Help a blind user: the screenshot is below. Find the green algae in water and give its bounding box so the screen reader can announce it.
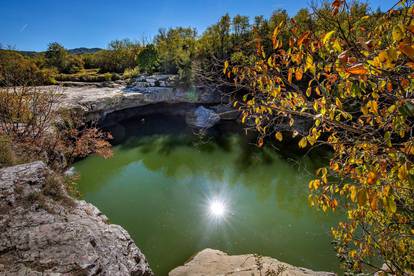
[74,119,340,275]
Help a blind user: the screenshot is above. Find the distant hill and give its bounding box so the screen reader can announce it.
[14,47,103,56]
[68,47,103,54]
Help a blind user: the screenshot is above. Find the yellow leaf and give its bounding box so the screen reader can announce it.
[298,137,308,148]
[392,26,404,42]
[335,98,342,109]
[305,55,313,69]
[387,196,397,213]
[333,40,342,52]
[350,186,357,202]
[275,132,283,142]
[371,101,378,114]
[223,60,229,74]
[322,30,335,44]
[398,164,408,180]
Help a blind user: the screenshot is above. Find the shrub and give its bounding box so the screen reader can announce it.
[137,44,159,73]
[0,135,15,167]
[0,50,49,86]
[123,67,139,79]
[111,73,122,81]
[0,81,112,170]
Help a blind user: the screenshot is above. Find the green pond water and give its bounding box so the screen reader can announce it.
[74,114,341,275]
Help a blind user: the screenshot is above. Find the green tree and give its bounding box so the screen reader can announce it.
[45,42,67,71]
[93,39,141,73]
[137,44,159,73]
[155,27,197,83]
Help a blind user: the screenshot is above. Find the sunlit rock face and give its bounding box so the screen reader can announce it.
[169,249,336,276]
[0,161,153,275]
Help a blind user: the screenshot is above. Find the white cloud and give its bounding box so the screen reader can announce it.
[20,24,28,33]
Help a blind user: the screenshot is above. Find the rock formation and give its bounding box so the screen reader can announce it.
[0,161,153,275]
[49,75,222,122]
[185,106,221,128]
[169,249,336,276]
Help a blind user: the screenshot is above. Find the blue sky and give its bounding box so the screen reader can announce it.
[0,0,397,51]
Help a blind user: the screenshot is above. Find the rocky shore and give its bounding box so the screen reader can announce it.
[0,162,153,275]
[170,249,336,276]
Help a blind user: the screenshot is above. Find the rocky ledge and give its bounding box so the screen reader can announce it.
[170,249,335,276]
[49,74,224,122]
[0,162,153,275]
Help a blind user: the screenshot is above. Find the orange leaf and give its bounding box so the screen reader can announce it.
[367,171,377,185]
[346,63,368,75]
[258,137,264,148]
[295,67,303,81]
[297,31,310,47]
[399,43,414,61]
[288,68,293,84]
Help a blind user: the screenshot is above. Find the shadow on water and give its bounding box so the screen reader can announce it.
[75,112,341,275]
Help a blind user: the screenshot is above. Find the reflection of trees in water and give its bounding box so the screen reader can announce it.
[134,134,328,216]
[76,131,331,217]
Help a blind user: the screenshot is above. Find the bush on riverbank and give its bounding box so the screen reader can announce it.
[0,66,113,171]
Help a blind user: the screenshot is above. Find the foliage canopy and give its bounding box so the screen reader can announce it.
[227,1,414,274]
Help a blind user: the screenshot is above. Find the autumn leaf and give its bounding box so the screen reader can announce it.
[367,171,377,185]
[223,60,229,74]
[335,98,342,109]
[392,26,404,42]
[275,131,283,142]
[298,137,308,148]
[399,43,414,61]
[295,67,303,80]
[297,31,310,47]
[350,186,357,202]
[346,63,368,75]
[323,30,336,44]
[258,137,264,147]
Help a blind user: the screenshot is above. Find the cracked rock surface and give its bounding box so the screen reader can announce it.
[0,161,153,275]
[169,249,336,276]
